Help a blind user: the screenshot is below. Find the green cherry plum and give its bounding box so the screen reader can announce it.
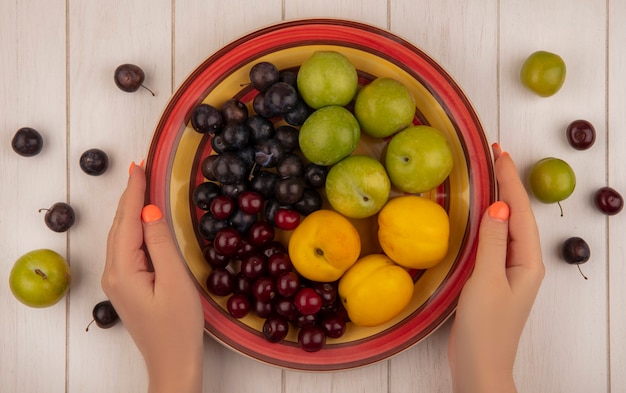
[520,50,566,97]
[529,157,576,215]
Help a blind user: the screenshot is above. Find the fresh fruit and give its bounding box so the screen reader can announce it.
[566,119,596,150]
[288,209,361,282]
[12,127,44,157]
[263,316,289,343]
[529,157,576,213]
[298,325,326,352]
[303,163,328,188]
[85,300,120,331]
[354,77,416,138]
[39,202,76,232]
[193,181,221,210]
[294,287,323,315]
[274,177,305,205]
[79,148,109,176]
[561,237,590,280]
[296,51,358,109]
[385,125,454,193]
[593,187,623,215]
[227,294,251,318]
[9,249,71,308]
[293,188,323,216]
[338,254,414,327]
[254,138,284,168]
[114,64,155,95]
[321,313,346,338]
[325,155,391,219]
[264,82,298,115]
[298,105,360,166]
[206,267,234,296]
[520,50,566,97]
[249,61,280,92]
[237,191,263,214]
[274,208,300,230]
[191,104,224,134]
[378,195,450,269]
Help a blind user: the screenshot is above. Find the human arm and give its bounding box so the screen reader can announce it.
[448,144,545,392]
[101,162,205,393]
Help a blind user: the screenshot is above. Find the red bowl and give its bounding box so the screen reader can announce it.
[146,18,495,371]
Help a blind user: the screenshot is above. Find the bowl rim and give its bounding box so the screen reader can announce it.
[145,18,496,371]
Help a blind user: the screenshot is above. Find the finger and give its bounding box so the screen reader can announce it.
[495,153,542,262]
[104,163,147,275]
[494,152,545,291]
[471,201,511,284]
[141,204,192,286]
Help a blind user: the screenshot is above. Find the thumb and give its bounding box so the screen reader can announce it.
[472,201,511,282]
[141,204,190,283]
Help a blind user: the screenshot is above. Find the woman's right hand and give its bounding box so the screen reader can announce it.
[448,144,545,393]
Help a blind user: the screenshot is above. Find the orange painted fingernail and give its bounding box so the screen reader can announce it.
[488,201,510,221]
[129,159,145,175]
[141,204,162,223]
[491,142,502,160]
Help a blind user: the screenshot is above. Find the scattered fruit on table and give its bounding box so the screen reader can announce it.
[561,237,590,280]
[296,51,358,109]
[520,50,566,97]
[354,77,416,138]
[338,254,414,327]
[528,157,576,214]
[566,119,596,150]
[39,202,76,232]
[79,148,109,176]
[86,300,120,331]
[593,186,623,215]
[325,155,391,219]
[385,125,454,193]
[288,209,361,282]
[114,63,155,95]
[298,105,360,165]
[9,249,71,308]
[378,195,450,269]
[12,127,44,157]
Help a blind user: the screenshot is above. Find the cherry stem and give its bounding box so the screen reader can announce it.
[558,201,564,217]
[577,264,589,280]
[34,268,48,279]
[85,319,95,332]
[248,162,258,181]
[38,208,49,213]
[141,84,156,96]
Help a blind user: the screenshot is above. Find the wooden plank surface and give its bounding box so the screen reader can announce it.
[0,1,623,392]
[0,1,68,393]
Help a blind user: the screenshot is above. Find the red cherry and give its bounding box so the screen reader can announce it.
[274,208,300,230]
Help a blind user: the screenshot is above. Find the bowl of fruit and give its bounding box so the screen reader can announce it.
[146,19,495,371]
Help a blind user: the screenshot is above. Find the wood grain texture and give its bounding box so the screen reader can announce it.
[0,0,623,392]
[500,0,609,392]
[608,0,626,392]
[0,1,68,393]
[66,1,172,392]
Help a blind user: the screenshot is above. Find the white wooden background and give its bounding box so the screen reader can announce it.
[1,1,624,392]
